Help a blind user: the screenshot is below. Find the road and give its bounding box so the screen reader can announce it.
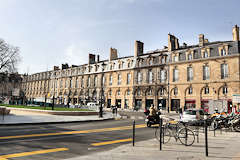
[0,119,156,160]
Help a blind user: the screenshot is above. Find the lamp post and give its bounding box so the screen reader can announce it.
[67,77,72,108]
[99,62,106,118]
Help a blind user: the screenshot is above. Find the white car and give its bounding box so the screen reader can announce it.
[180,109,206,124]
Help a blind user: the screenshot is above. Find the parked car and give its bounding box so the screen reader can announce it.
[180,109,209,126]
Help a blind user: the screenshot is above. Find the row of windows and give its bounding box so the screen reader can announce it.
[173,86,228,96]
[173,48,228,62]
[173,63,228,82]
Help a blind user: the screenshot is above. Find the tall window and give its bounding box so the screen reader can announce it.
[137,72,142,84]
[203,51,209,58]
[60,79,63,88]
[81,77,84,88]
[187,67,193,81]
[117,74,121,85]
[148,70,153,83]
[149,59,153,65]
[188,54,192,60]
[75,79,78,88]
[147,89,152,96]
[188,87,193,94]
[173,68,179,82]
[161,57,165,64]
[204,87,209,94]
[174,88,178,95]
[117,90,121,95]
[223,86,228,94]
[127,89,130,95]
[221,64,228,79]
[127,73,131,85]
[137,89,141,96]
[69,79,72,88]
[203,65,210,80]
[159,88,164,96]
[160,70,166,82]
[109,75,112,86]
[221,49,226,56]
[174,55,178,62]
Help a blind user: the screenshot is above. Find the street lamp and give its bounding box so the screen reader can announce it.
[67,76,72,108]
[99,62,106,118]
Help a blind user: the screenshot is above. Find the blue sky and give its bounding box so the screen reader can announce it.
[0,0,239,74]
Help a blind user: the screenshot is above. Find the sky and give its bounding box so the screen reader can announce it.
[0,0,239,74]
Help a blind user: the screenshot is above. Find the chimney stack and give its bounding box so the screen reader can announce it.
[62,63,69,69]
[199,34,204,47]
[134,40,144,57]
[97,55,100,62]
[168,34,179,51]
[232,24,239,41]
[89,54,96,64]
[109,48,118,60]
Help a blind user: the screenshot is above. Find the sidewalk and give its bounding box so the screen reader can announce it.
[65,130,240,160]
[0,109,120,125]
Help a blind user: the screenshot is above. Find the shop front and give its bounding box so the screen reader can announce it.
[185,99,196,109]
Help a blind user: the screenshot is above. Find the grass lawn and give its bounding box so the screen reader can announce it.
[0,104,92,111]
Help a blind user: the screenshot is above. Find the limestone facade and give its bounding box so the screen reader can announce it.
[21,25,240,112]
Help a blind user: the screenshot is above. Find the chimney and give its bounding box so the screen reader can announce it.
[175,38,179,50]
[168,34,176,51]
[183,43,187,48]
[62,63,69,69]
[88,54,96,64]
[109,48,118,60]
[199,34,204,47]
[53,66,59,70]
[97,55,100,62]
[232,24,239,41]
[204,39,209,43]
[134,40,144,57]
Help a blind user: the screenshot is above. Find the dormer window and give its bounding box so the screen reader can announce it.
[221,49,227,56]
[173,55,178,62]
[149,59,153,65]
[188,54,192,60]
[161,57,165,64]
[203,51,209,58]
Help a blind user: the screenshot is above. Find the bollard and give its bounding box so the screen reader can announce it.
[205,120,208,157]
[214,128,216,137]
[185,126,188,146]
[133,120,135,147]
[159,118,162,151]
[197,127,199,143]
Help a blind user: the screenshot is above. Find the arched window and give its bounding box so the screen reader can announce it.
[117,90,121,96]
[188,53,192,60]
[147,89,152,96]
[174,88,178,95]
[137,89,141,96]
[188,87,193,94]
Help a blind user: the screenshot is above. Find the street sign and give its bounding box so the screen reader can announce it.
[233,94,240,103]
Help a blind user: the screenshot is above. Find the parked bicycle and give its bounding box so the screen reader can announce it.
[155,121,195,146]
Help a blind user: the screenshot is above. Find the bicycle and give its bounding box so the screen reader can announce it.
[155,121,195,146]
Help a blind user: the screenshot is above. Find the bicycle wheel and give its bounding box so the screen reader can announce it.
[155,127,171,144]
[177,127,195,146]
[210,120,218,130]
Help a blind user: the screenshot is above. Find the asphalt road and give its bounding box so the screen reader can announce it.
[0,119,156,160]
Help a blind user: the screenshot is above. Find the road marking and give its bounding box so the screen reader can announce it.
[91,138,133,146]
[0,148,68,160]
[0,124,146,140]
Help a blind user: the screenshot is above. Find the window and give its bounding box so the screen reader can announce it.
[94,76,97,87]
[137,72,142,84]
[221,49,227,56]
[174,88,178,95]
[203,51,208,58]
[149,59,153,65]
[87,77,91,87]
[187,67,193,81]
[221,64,228,79]
[118,74,121,85]
[204,87,209,94]
[127,73,131,85]
[81,78,84,88]
[109,90,112,96]
[102,75,105,86]
[124,99,129,109]
[121,62,124,68]
[159,88,164,96]
[117,90,121,96]
[137,89,141,96]
[69,79,72,88]
[173,68,179,82]
[161,57,165,64]
[160,70,166,82]
[109,75,112,85]
[223,86,228,94]
[118,63,121,69]
[148,70,153,83]
[127,62,130,68]
[188,87,193,94]
[203,66,210,80]
[147,89,152,96]
[127,89,130,95]
[188,54,192,60]
[174,55,178,62]
[75,79,78,88]
[60,79,63,88]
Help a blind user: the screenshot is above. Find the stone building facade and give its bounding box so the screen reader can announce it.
[21,25,240,112]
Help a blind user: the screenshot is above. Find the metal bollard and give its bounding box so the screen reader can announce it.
[133,120,135,147]
[159,118,162,151]
[205,120,208,157]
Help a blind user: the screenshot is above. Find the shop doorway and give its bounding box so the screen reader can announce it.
[158,99,166,110]
[171,99,180,112]
[145,99,153,110]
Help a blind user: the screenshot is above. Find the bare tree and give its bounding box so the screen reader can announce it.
[0,39,20,73]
